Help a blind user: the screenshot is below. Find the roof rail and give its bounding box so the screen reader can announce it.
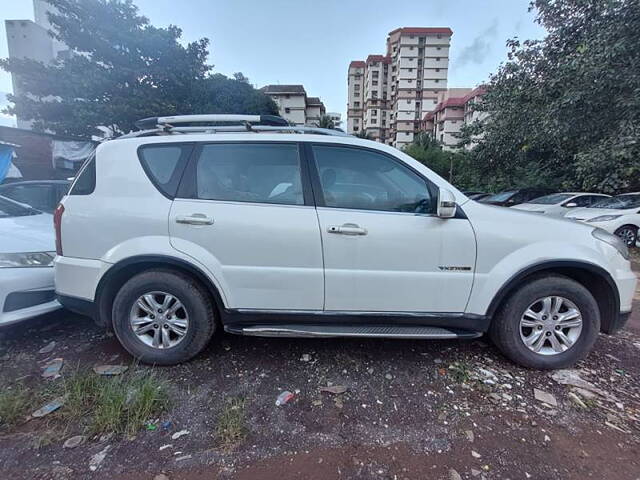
[134,114,288,130]
[119,114,351,139]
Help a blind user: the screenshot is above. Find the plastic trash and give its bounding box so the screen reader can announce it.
[171,429,190,440]
[38,341,56,354]
[275,391,294,406]
[42,358,63,378]
[32,396,65,418]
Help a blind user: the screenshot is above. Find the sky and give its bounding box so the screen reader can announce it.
[0,0,546,125]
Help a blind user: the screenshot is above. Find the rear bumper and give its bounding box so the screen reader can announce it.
[57,294,95,319]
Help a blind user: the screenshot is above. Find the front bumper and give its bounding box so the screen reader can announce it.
[0,266,61,326]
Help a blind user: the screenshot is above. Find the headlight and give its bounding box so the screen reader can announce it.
[592,228,629,260]
[587,215,622,223]
[0,252,56,268]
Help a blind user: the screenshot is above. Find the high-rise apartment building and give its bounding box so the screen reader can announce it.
[347,27,452,149]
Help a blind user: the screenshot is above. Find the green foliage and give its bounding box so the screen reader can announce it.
[464,0,640,193]
[0,0,277,137]
[215,396,247,449]
[402,133,475,189]
[0,381,32,429]
[315,114,335,129]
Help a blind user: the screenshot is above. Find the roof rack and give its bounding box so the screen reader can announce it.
[119,114,350,139]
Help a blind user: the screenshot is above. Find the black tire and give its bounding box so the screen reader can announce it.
[489,274,600,369]
[112,269,216,365]
[614,225,638,248]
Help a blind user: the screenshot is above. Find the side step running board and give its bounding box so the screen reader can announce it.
[224,324,482,339]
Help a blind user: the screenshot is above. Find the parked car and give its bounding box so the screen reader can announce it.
[511,192,610,218]
[54,114,636,369]
[463,191,491,201]
[480,188,556,207]
[0,180,71,213]
[0,195,60,326]
[565,193,640,247]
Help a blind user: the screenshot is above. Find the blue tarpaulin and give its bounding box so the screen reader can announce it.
[0,144,13,182]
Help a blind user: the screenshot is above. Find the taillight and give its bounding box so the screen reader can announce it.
[53,204,64,256]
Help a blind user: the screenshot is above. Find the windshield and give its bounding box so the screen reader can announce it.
[590,194,640,210]
[483,190,517,202]
[0,195,40,218]
[529,193,574,205]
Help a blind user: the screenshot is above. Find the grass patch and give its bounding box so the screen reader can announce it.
[215,397,247,449]
[62,368,170,436]
[0,382,32,429]
[448,361,472,383]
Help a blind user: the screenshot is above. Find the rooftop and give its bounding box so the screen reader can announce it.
[260,84,306,95]
[388,27,453,36]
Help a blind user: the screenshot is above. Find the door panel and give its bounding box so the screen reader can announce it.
[310,144,476,313]
[168,142,323,311]
[317,208,476,312]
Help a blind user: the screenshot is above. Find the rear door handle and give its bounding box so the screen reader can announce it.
[176,214,214,226]
[327,223,367,236]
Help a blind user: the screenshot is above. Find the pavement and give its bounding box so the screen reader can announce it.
[0,266,639,480]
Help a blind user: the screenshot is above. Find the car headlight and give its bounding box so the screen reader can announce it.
[587,215,622,223]
[592,228,629,260]
[0,252,56,268]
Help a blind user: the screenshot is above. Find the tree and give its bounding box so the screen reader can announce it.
[355,130,372,139]
[402,132,473,188]
[315,114,335,129]
[0,0,277,137]
[464,0,640,193]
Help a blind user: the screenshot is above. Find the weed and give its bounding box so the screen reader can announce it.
[215,397,247,449]
[0,382,32,429]
[62,368,170,435]
[448,361,472,383]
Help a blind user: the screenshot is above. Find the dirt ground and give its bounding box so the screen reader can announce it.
[1,266,640,479]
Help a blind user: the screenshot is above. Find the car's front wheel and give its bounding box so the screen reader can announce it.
[614,225,637,248]
[112,269,216,365]
[490,275,600,369]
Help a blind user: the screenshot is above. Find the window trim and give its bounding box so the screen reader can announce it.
[305,142,439,215]
[69,151,97,196]
[176,141,314,207]
[137,143,195,200]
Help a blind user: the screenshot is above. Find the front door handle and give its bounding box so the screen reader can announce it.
[327,223,367,236]
[176,213,214,226]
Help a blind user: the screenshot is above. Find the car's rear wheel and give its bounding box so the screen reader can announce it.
[112,269,216,365]
[614,225,637,248]
[490,275,600,369]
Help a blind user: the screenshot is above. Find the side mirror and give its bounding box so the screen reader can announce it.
[437,188,457,218]
[565,202,578,208]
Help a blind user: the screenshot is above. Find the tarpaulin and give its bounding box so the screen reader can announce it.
[0,144,13,183]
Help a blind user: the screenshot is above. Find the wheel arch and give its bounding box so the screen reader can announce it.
[94,255,226,329]
[486,260,620,334]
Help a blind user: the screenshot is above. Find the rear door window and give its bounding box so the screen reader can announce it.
[138,144,193,198]
[193,143,304,206]
[69,153,96,196]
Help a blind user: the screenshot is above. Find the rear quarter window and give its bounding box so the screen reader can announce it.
[138,144,193,198]
[69,153,96,195]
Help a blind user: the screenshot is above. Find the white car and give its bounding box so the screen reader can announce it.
[565,193,640,247]
[53,114,637,369]
[0,195,60,326]
[512,192,610,218]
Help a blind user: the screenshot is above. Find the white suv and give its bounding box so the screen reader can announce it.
[53,115,637,369]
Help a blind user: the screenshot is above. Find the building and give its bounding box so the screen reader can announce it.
[327,112,342,129]
[5,0,68,129]
[260,85,327,126]
[421,86,486,150]
[347,27,453,149]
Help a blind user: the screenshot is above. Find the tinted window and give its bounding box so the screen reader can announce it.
[195,143,303,205]
[530,193,574,205]
[139,144,192,197]
[3,184,53,211]
[568,195,594,207]
[69,154,96,195]
[591,194,640,210]
[312,145,433,213]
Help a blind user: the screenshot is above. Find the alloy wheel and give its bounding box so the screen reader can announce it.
[129,291,189,349]
[616,227,636,247]
[519,296,583,356]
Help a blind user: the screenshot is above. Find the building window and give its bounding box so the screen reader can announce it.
[285,94,290,99]
[354,101,360,107]
[285,108,291,113]
[372,81,378,86]
[372,91,378,98]
[435,68,440,72]
[371,118,377,124]
[354,126,359,131]
[437,47,442,50]
[372,110,377,116]
[434,79,439,83]
[436,57,441,61]
[408,68,413,72]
